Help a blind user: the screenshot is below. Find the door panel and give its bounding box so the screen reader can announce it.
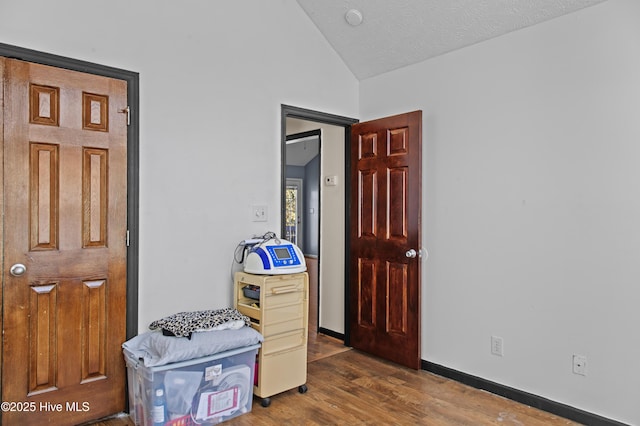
[2,57,128,425]
[349,111,422,370]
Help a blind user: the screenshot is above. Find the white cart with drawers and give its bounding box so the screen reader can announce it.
[234,271,309,407]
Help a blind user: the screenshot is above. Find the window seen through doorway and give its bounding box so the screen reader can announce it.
[285,179,303,247]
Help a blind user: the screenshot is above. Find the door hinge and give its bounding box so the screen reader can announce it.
[126,230,130,247]
[120,106,131,126]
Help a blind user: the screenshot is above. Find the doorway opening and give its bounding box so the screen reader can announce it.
[285,129,320,252]
[280,105,357,345]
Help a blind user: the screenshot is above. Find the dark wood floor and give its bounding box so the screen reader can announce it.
[227,347,579,426]
[92,332,579,426]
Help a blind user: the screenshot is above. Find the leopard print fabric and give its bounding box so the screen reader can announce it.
[149,308,251,339]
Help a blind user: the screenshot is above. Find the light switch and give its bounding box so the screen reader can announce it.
[252,205,267,222]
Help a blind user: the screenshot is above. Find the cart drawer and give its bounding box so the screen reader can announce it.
[255,346,307,398]
[262,303,304,335]
[264,279,306,306]
[262,316,303,337]
[262,329,306,355]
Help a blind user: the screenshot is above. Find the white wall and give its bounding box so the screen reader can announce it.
[0,0,358,330]
[360,0,640,424]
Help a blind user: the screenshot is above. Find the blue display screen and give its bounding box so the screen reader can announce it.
[273,247,291,260]
[266,245,301,267]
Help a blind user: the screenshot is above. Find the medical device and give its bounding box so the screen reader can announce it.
[233,232,306,275]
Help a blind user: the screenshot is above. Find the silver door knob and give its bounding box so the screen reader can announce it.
[10,263,26,277]
[405,249,417,258]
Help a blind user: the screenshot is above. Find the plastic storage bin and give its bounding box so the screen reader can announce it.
[125,344,259,425]
[242,285,260,300]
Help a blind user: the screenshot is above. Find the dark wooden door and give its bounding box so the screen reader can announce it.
[349,110,422,369]
[1,57,128,425]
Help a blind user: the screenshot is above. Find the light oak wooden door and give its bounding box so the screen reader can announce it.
[349,111,422,369]
[1,57,128,425]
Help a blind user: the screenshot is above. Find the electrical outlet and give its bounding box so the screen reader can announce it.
[572,354,587,376]
[491,336,504,356]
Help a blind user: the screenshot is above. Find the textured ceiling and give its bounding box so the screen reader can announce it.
[295,0,609,80]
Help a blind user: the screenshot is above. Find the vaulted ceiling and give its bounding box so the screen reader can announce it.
[295,0,609,80]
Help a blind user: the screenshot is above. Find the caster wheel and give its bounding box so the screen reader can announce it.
[298,384,308,394]
[261,397,271,407]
